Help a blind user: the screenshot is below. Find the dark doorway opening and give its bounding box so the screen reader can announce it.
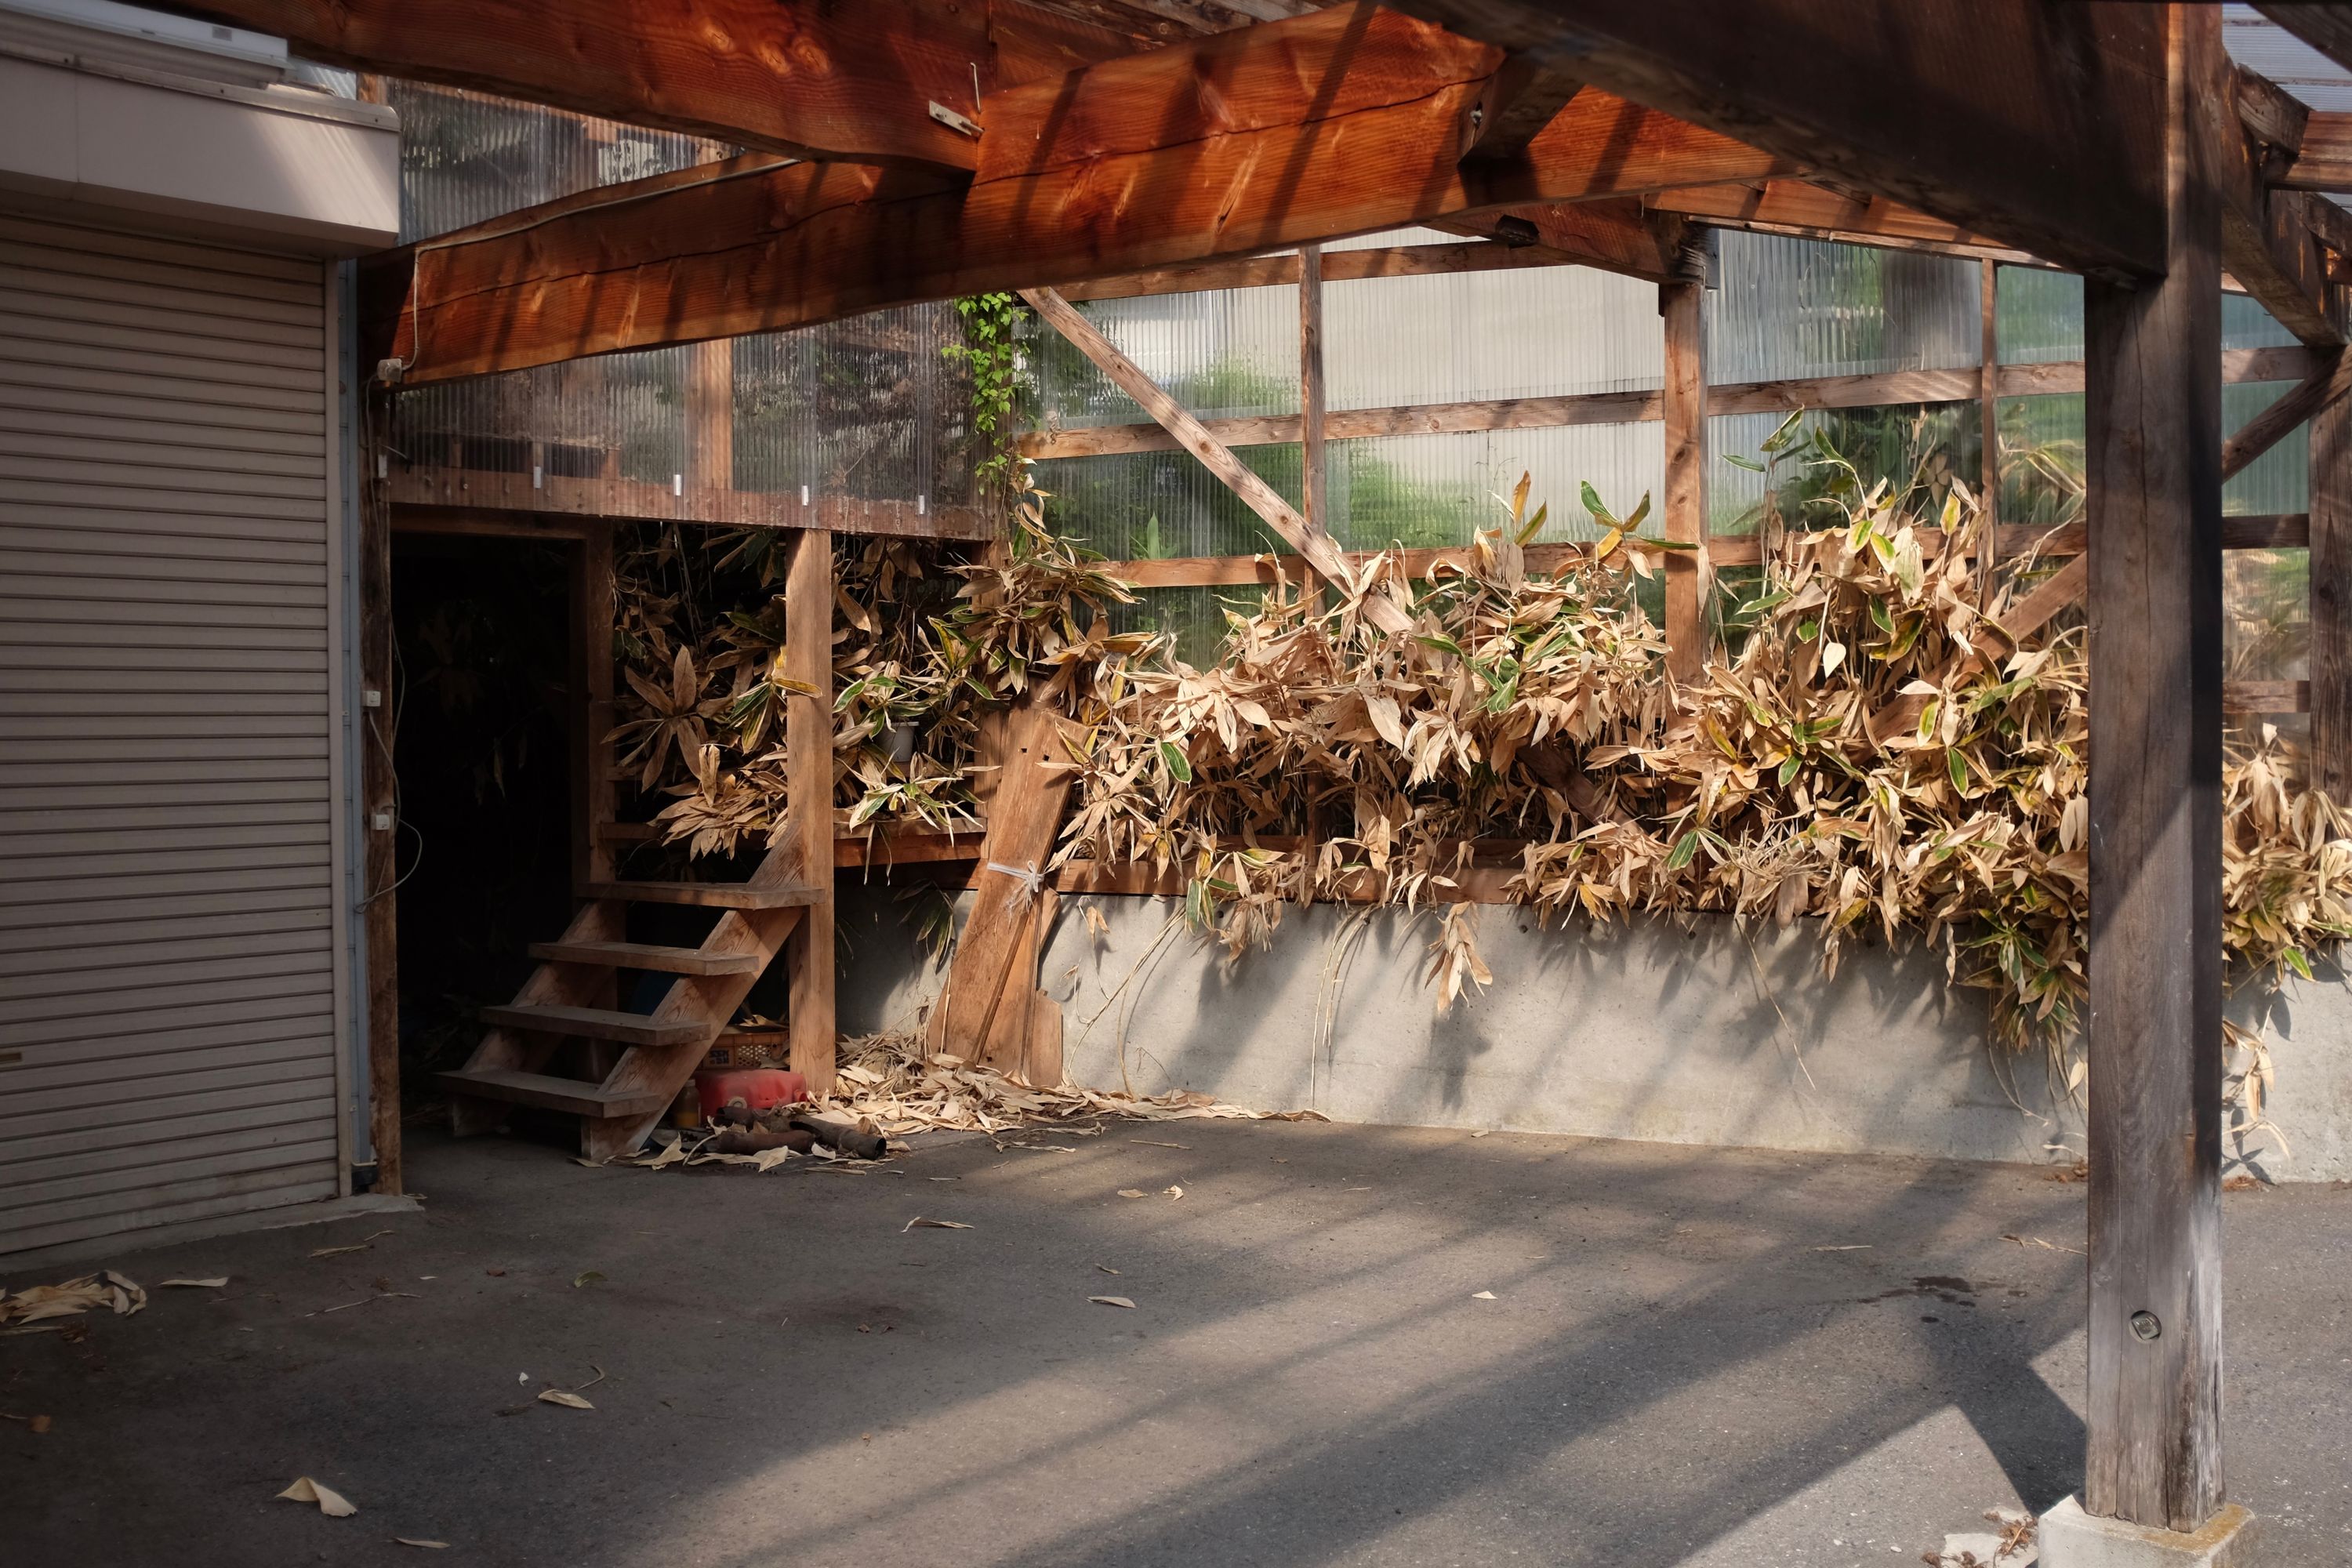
[390,533,577,1092]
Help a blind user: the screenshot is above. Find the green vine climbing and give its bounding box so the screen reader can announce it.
[943,292,1030,494]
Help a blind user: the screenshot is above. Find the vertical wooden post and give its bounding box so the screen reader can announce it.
[2312,391,2352,797]
[359,401,402,1196]
[1299,243,1330,567]
[2082,1,2226,1534]
[1661,280,1708,684]
[784,528,837,1093]
[687,338,735,497]
[1978,258,2002,603]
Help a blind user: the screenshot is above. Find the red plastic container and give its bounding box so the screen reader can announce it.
[694,1068,808,1120]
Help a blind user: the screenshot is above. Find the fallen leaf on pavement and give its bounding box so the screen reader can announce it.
[1096,1265,1121,1275]
[902,1218,973,1232]
[1116,1189,1146,1199]
[537,1389,594,1410]
[572,1272,605,1289]
[310,1230,393,1260]
[278,1477,358,1516]
[28,1414,52,1435]
[395,1539,450,1549]
[1128,1139,1189,1149]
[160,1278,230,1289]
[1088,1296,1137,1309]
[1471,1290,1497,1301]
[1163,1185,1183,1200]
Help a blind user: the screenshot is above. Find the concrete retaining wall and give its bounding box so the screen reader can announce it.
[837,884,2352,1181]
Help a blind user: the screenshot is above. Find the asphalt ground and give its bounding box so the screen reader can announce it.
[5,1119,2347,1566]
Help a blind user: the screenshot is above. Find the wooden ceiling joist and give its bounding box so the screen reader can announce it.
[364,5,1786,383]
[178,0,1151,168]
[1387,0,2172,278]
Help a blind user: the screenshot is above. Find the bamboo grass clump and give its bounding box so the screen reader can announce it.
[612,469,2352,1070]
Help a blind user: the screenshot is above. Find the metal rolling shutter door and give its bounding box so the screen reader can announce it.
[0,213,342,1254]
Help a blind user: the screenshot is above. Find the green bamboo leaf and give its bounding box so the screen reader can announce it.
[1777,755,1802,787]
[1948,750,1970,793]
[2286,946,2314,982]
[1622,492,1653,530]
[1579,481,1620,528]
[1159,739,1193,783]
[1724,453,1766,472]
[1665,830,1700,871]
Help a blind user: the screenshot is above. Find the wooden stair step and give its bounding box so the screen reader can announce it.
[580,879,822,910]
[437,1067,673,1120]
[528,939,761,977]
[479,1003,712,1047]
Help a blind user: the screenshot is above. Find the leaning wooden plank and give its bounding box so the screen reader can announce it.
[1023,286,1414,636]
[931,699,1080,1058]
[176,0,1146,170]
[364,9,1784,380]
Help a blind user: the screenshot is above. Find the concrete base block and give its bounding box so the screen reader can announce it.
[2038,1498,2257,1568]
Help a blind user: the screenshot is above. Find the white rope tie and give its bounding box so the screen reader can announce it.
[985,859,1046,913]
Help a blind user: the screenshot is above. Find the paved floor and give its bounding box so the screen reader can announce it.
[5,1120,2349,1566]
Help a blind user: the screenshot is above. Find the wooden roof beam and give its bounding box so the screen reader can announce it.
[174,0,1155,169]
[363,5,1788,383]
[1385,0,2170,279]
[2220,67,2348,347]
[1641,180,2042,266]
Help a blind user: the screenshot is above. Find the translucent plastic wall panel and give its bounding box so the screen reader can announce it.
[387,82,720,242]
[1708,233,1980,384]
[1996,387,2308,521]
[1998,265,2302,361]
[2223,381,2310,516]
[1994,394,2088,530]
[392,345,693,487]
[1110,586,1252,667]
[1039,452,1295,561]
[1323,264,1664,409]
[2227,548,2310,683]
[1040,421,1664,557]
[1029,291,1300,432]
[1710,404,1980,536]
[1995,267,2083,365]
[734,303,969,509]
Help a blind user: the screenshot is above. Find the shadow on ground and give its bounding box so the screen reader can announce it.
[5,1122,2349,1566]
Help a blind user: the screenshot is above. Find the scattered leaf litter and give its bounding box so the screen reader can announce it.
[1089,1296,1137,1309]
[277,1477,358,1517]
[1,1271,145,1325]
[902,1217,974,1232]
[1471,1290,1497,1301]
[310,1230,394,1260]
[808,1029,1320,1138]
[396,1540,451,1550]
[1116,1189,1147,1200]
[159,1277,230,1289]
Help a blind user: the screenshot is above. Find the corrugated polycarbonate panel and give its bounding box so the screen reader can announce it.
[387,82,720,245]
[1709,233,1980,383]
[0,215,340,1256]
[1999,265,2304,364]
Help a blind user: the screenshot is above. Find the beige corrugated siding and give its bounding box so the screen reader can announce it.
[0,214,340,1255]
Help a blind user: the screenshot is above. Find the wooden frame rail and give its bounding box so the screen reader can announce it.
[1019,347,2319,461]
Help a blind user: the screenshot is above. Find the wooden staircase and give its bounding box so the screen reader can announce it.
[439,528,838,1160]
